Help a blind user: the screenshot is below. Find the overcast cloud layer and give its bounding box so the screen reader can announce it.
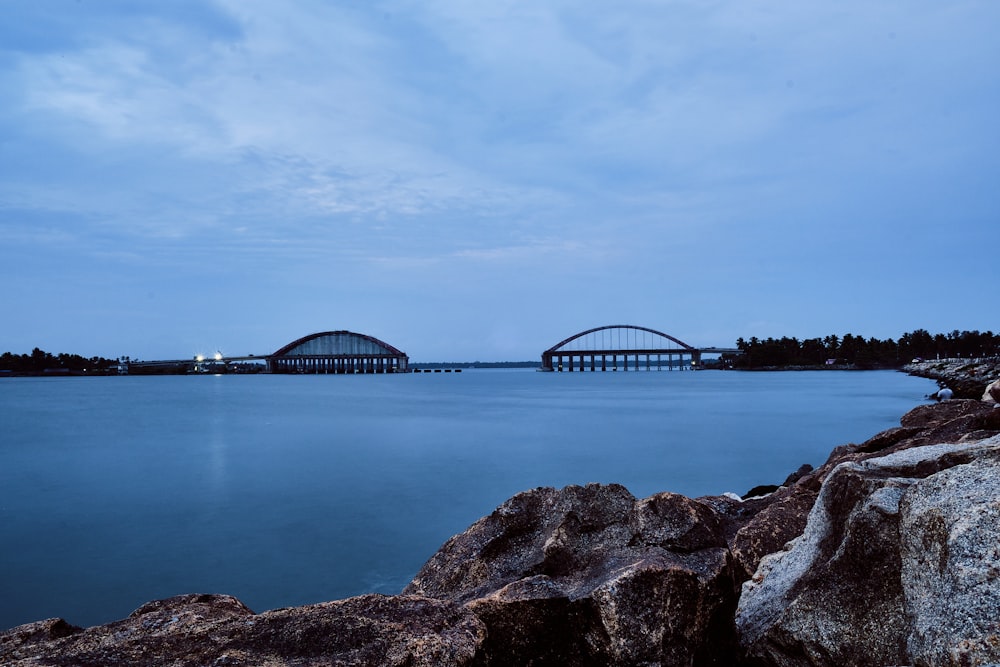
[2,1,998,361]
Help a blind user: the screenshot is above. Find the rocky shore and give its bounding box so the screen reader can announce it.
[3,370,1000,666]
[904,357,1000,400]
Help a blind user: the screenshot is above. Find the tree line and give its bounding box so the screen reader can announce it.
[0,348,119,374]
[4,330,999,374]
[728,329,1000,369]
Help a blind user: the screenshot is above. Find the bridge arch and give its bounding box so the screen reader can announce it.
[268,330,408,374]
[541,325,699,372]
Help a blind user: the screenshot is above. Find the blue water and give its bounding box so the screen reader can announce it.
[0,370,936,630]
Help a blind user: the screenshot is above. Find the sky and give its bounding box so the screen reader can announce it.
[2,1,998,362]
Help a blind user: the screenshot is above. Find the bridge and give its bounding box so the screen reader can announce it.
[125,330,409,374]
[267,330,408,374]
[125,326,735,375]
[540,325,738,372]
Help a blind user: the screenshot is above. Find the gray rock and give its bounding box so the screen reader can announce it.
[736,436,1000,667]
[900,443,1000,665]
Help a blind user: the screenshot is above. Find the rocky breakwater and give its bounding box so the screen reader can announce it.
[905,357,1000,400]
[3,401,1000,666]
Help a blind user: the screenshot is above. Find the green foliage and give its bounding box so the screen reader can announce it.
[728,330,999,369]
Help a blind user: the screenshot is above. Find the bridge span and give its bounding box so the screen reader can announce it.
[540,325,738,372]
[126,330,409,374]
[267,330,408,374]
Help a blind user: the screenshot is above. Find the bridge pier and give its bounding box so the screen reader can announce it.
[543,350,702,371]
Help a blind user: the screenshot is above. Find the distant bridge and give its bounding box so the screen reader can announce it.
[540,325,739,372]
[267,330,408,374]
[126,330,409,375]
[126,326,737,375]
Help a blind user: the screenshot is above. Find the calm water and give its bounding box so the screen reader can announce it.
[0,369,936,630]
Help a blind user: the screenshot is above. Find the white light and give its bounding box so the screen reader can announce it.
[196,355,204,362]
[214,352,223,361]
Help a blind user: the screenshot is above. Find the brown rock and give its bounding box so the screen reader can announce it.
[405,483,740,666]
[729,488,818,582]
[0,593,484,667]
[899,398,989,428]
[0,618,82,652]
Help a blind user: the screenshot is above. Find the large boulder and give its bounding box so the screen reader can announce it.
[0,593,485,667]
[723,400,998,586]
[735,435,1000,667]
[405,483,741,666]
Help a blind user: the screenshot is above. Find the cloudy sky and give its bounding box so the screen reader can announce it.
[2,1,997,362]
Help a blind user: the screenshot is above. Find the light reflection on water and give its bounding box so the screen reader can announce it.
[0,370,936,630]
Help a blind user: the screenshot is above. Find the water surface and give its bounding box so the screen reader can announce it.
[0,369,936,630]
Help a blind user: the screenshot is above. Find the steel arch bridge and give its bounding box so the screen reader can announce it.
[541,325,703,372]
[267,330,408,374]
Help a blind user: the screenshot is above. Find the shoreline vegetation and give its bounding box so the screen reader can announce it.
[3,329,998,376]
[0,349,119,376]
[728,328,999,370]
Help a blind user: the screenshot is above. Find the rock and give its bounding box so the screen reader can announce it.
[856,425,924,453]
[781,463,813,486]
[900,443,1000,665]
[0,593,485,667]
[899,398,988,428]
[729,488,817,583]
[896,400,1000,448]
[742,484,780,499]
[984,377,1000,404]
[736,435,1000,667]
[405,483,741,666]
[0,618,82,650]
[906,359,1000,399]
